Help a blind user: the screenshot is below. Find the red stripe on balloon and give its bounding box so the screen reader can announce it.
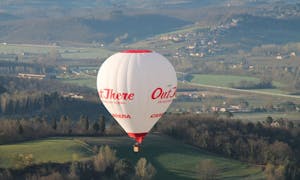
[127,132,148,143]
[121,50,152,53]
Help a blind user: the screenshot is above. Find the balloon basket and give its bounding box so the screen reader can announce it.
[133,143,140,153]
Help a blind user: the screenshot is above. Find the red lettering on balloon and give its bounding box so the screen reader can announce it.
[150,113,164,118]
[151,87,177,100]
[99,89,134,101]
[112,114,131,119]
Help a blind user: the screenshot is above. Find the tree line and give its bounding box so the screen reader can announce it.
[0,91,108,121]
[0,60,54,75]
[0,114,125,145]
[229,77,274,89]
[0,75,108,120]
[0,76,94,98]
[157,113,300,180]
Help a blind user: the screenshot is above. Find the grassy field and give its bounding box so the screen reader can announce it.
[81,135,264,180]
[0,135,265,179]
[0,43,112,60]
[190,74,284,92]
[189,74,289,95]
[234,112,300,122]
[60,76,97,89]
[0,138,94,168]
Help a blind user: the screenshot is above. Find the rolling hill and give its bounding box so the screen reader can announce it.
[221,14,300,47]
[0,135,265,179]
[0,14,190,43]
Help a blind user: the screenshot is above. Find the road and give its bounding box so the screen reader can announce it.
[185,81,300,99]
[176,71,300,99]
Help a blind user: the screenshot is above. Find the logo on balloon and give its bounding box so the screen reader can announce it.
[112,113,131,119]
[151,86,177,103]
[98,88,134,104]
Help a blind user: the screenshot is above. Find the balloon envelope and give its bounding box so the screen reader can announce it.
[97,50,177,143]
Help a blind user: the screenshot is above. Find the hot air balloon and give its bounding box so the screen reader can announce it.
[97,50,177,152]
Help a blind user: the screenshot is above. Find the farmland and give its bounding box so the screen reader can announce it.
[0,135,265,180]
[0,138,94,169]
[189,74,286,94]
[0,43,112,60]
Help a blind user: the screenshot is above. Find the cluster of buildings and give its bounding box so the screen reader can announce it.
[159,18,242,58]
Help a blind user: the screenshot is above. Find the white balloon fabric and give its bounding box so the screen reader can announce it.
[97,50,177,143]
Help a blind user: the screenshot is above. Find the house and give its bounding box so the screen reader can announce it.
[219,108,227,112]
[17,73,46,80]
[270,121,280,128]
[276,55,283,60]
[290,52,296,57]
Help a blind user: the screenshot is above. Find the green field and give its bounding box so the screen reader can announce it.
[0,138,94,168]
[81,135,264,180]
[60,76,97,89]
[0,135,265,179]
[234,112,300,122]
[191,74,283,92]
[0,43,112,60]
[190,74,259,87]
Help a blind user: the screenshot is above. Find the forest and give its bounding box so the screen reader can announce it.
[158,114,300,180]
[0,113,299,179]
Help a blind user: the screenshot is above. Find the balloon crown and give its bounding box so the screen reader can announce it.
[121,49,152,53]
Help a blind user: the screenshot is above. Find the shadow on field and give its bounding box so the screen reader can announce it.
[80,134,197,180]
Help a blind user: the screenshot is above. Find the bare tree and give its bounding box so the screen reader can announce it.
[93,145,117,172]
[135,158,156,180]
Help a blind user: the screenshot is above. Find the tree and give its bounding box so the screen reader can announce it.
[266,116,273,125]
[94,145,117,173]
[17,121,23,135]
[135,158,156,180]
[265,163,286,180]
[196,159,218,180]
[114,159,134,180]
[14,153,34,168]
[69,161,80,180]
[99,115,106,134]
[287,121,294,129]
[78,115,89,134]
[51,118,57,130]
[92,121,100,134]
[0,169,12,180]
[265,163,275,180]
[59,115,72,134]
[278,101,296,111]
[84,116,89,132]
[266,141,293,165]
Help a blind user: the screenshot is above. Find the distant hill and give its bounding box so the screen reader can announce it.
[220,14,300,48]
[0,12,19,21]
[0,14,190,43]
[0,0,299,44]
[1,0,298,10]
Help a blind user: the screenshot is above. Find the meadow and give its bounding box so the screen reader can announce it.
[0,135,265,180]
[234,112,300,122]
[189,74,285,94]
[60,76,97,89]
[0,43,112,60]
[0,138,94,169]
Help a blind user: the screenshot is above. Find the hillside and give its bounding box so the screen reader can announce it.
[220,14,300,48]
[0,76,108,120]
[0,135,265,180]
[1,0,299,44]
[0,14,190,43]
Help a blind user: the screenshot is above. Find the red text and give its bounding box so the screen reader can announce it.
[150,113,163,118]
[112,114,131,119]
[99,89,134,101]
[151,87,177,100]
